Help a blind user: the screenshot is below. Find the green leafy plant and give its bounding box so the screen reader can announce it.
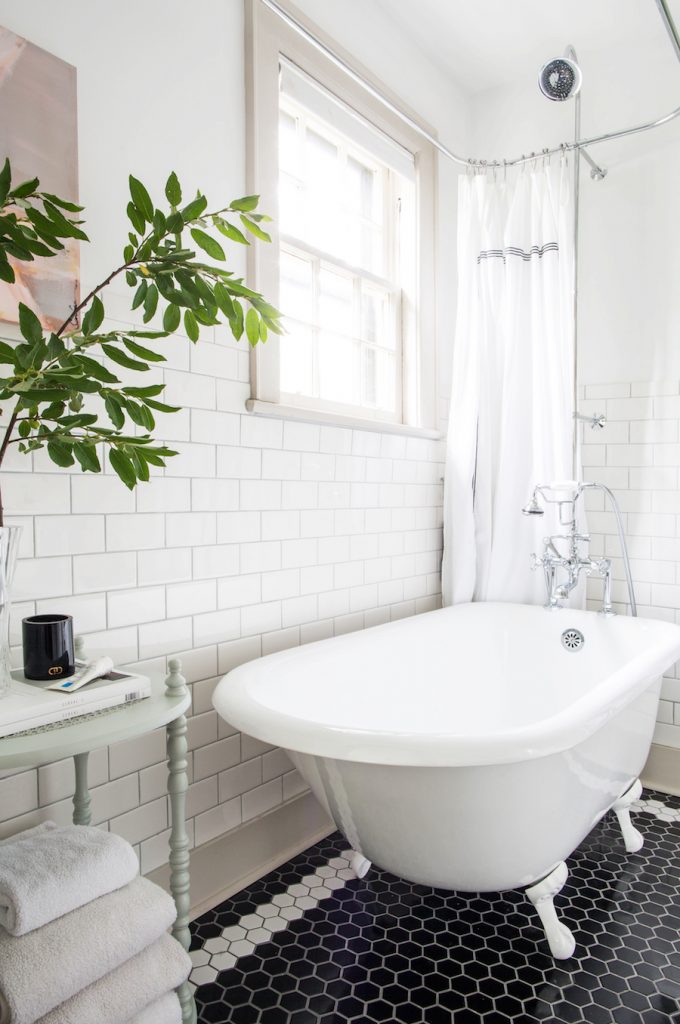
[0,159,283,525]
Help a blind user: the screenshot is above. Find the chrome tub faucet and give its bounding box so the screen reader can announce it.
[522,481,627,614]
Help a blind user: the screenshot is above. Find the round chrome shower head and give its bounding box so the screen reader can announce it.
[539,56,582,101]
[522,494,545,516]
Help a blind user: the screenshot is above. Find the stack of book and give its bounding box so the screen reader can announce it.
[0,667,151,738]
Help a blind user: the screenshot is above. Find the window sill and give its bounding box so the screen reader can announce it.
[245,400,442,439]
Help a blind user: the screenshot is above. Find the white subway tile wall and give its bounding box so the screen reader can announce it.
[0,319,445,872]
[581,381,680,749]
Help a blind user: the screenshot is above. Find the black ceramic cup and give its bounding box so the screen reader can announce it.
[22,613,75,681]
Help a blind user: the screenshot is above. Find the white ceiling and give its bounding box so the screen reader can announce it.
[375,0,680,95]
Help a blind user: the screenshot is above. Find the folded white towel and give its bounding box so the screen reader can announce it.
[0,821,138,936]
[0,876,176,1024]
[35,936,191,1024]
[127,991,182,1024]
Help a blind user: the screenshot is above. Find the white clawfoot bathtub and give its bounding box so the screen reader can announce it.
[213,602,680,958]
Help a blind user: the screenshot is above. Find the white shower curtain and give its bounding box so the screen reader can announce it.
[443,159,575,606]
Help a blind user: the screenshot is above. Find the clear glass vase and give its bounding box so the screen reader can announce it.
[0,525,21,698]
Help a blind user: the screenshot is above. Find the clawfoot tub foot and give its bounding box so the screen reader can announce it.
[612,778,644,853]
[350,851,372,878]
[526,861,576,960]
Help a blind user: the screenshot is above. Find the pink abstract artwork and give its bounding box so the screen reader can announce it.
[0,27,79,331]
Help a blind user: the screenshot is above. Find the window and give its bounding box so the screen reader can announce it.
[246,1,436,431]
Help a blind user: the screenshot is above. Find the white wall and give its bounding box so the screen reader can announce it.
[0,0,465,862]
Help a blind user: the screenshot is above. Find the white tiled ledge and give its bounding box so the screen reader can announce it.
[245,400,442,440]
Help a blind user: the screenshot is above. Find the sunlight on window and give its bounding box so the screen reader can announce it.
[277,68,414,421]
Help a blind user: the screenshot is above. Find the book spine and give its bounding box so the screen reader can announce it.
[0,684,151,738]
[5,675,152,726]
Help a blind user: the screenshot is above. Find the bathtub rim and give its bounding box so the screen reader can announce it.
[212,604,680,768]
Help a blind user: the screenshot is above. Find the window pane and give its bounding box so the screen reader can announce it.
[318,268,353,336]
[281,321,314,397]
[347,157,379,222]
[318,333,358,406]
[279,174,304,236]
[280,250,313,323]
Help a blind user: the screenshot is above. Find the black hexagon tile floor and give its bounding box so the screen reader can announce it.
[190,788,680,1023]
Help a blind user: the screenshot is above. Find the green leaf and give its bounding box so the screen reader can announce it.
[245,308,260,347]
[104,394,125,429]
[122,384,166,397]
[184,309,199,342]
[129,446,150,482]
[0,341,17,365]
[18,303,42,344]
[46,333,65,360]
[102,344,150,371]
[126,201,145,235]
[163,303,181,332]
[165,172,182,207]
[152,210,166,237]
[42,201,88,241]
[81,295,104,336]
[123,337,164,362]
[213,218,249,245]
[0,255,15,284]
[230,301,244,341]
[181,195,208,221]
[73,353,119,383]
[109,448,137,489]
[73,442,101,473]
[0,159,11,204]
[166,211,184,234]
[213,282,235,319]
[11,177,39,199]
[131,279,148,310]
[144,397,181,413]
[42,193,84,213]
[190,228,225,261]
[142,283,159,323]
[47,440,75,468]
[240,214,271,242]
[125,270,137,287]
[230,195,259,212]
[129,175,154,222]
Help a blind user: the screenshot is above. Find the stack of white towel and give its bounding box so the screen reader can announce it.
[0,822,191,1024]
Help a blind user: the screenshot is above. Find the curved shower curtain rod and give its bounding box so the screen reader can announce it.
[261,0,680,173]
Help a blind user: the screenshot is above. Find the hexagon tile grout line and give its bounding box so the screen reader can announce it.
[189,850,357,987]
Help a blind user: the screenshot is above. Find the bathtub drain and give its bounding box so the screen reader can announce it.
[561,628,584,651]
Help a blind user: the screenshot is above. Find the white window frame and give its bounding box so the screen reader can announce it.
[245,0,438,434]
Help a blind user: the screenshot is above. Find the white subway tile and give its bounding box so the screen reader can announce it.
[164,442,215,478]
[262,510,300,541]
[192,540,240,578]
[241,416,283,449]
[241,601,282,636]
[241,541,281,574]
[282,595,318,627]
[283,421,320,451]
[217,635,261,675]
[282,481,318,510]
[319,426,352,454]
[217,512,261,544]
[193,608,240,647]
[191,479,239,512]
[240,480,282,511]
[139,617,193,658]
[194,797,241,847]
[218,574,261,609]
[262,569,300,602]
[281,538,318,568]
[191,410,240,446]
[191,341,239,381]
[262,449,301,480]
[219,759,262,801]
[166,512,217,547]
[138,548,192,585]
[262,627,300,655]
[164,368,216,409]
[167,580,217,618]
[35,515,104,556]
[107,513,165,551]
[108,586,166,627]
[72,475,133,514]
[36,593,107,635]
[301,452,334,481]
[136,478,191,513]
[217,446,261,479]
[14,557,72,601]
[242,778,282,822]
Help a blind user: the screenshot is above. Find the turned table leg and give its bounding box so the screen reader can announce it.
[165,658,196,1024]
[72,752,92,826]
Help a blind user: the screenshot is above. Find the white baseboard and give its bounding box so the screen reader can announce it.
[642,742,680,797]
[148,792,333,920]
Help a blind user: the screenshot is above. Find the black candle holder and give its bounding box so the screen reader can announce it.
[22,613,75,681]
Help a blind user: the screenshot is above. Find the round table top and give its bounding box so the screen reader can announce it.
[0,673,190,770]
